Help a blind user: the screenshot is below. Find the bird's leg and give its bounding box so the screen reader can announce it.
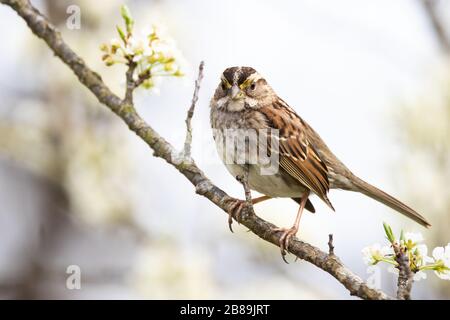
[226,166,271,232]
[252,195,271,204]
[226,195,270,232]
[275,191,310,262]
[236,165,253,213]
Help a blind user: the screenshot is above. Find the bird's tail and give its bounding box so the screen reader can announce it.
[349,175,431,228]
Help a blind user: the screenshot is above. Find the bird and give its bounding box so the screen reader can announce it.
[210,66,431,259]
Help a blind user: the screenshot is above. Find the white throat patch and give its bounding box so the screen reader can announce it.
[227,99,245,112]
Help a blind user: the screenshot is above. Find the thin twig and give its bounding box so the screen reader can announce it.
[1,0,393,300]
[134,69,152,88]
[421,0,450,54]
[124,62,153,104]
[124,61,137,104]
[328,234,335,255]
[393,243,414,300]
[184,61,204,157]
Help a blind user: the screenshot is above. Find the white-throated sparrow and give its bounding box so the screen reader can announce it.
[210,66,430,258]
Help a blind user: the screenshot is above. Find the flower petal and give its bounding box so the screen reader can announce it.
[433,247,445,261]
[414,271,427,281]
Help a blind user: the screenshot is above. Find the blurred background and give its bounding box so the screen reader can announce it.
[0,0,449,299]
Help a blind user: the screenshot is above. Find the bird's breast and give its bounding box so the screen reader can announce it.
[224,163,307,198]
[211,107,307,197]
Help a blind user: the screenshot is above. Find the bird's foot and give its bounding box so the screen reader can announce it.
[224,198,246,232]
[274,226,299,263]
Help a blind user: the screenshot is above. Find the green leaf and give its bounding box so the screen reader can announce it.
[120,5,134,34]
[383,222,395,243]
[120,5,132,21]
[400,229,405,242]
[116,25,126,43]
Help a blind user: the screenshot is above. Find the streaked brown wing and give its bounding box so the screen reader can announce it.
[259,99,334,210]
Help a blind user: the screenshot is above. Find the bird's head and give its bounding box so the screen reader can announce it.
[212,66,274,112]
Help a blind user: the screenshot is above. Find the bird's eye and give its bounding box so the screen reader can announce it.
[221,82,227,91]
[250,83,256,90]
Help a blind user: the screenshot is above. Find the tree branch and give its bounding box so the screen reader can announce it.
[124,61,137,104]
[328,234,335,256]
[1,0,392,300]
[421,0,450,54]
[184,61,204,157]
[393,243,414,300]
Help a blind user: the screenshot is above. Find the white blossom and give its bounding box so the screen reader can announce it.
[365,223,450,284]
[125,35,152,58]
[432,244,450,280]
[101,5,185,92]
[362,244,392,265]
[413,271,427,281]
[415,244,433,266]
[432,244,450,261]
[404,232,424,244]
[110,38,121,48]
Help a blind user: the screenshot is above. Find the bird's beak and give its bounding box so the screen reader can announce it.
[230,85,243,100]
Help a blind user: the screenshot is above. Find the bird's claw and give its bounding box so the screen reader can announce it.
[226,199,245,232]
[274,226,299,263]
